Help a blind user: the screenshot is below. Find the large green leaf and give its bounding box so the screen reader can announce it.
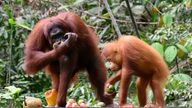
[173,73,192,83]
[151,42,164,56]
[164,46,177,63]
[166,73,192,90]
[163,14,173,26]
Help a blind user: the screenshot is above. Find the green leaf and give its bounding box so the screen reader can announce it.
[176,43,188,58]
[158,16,164,27]
[163,14,173,26]
[173,73,192,83]
[99,25,110,38]
[5,86,21,95]
[176,44,188,53]
[164,46,177,63]
[4,31,8,39]
[185,38,192,52]
[16,23,32,31]
[8,18,15,25]
[151,42,164,56]
[74,0,85,5]
[0,93,12,99]
[101,13,110,18]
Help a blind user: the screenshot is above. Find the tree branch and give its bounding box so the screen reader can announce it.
[102,0,122,37]
[125,0,140,38]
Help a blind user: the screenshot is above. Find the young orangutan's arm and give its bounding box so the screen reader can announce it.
[106,70,121,85]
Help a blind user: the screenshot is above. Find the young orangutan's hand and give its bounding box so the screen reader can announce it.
[104,83,116,99]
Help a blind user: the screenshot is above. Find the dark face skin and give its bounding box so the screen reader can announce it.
[48,26,78,51]
[49,27,68,45]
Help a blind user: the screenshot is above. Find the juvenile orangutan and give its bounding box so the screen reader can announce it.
[102,35,169,107]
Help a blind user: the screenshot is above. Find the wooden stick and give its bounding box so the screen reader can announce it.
[125,0,140,38]
[102,0,122,37]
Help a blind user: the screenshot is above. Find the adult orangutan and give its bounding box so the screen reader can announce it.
[102,35,169,107]
[23,12,112,107]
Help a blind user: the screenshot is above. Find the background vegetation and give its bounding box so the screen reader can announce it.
[0,0,192,107]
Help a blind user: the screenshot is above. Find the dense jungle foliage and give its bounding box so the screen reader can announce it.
[0,0,192,107]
